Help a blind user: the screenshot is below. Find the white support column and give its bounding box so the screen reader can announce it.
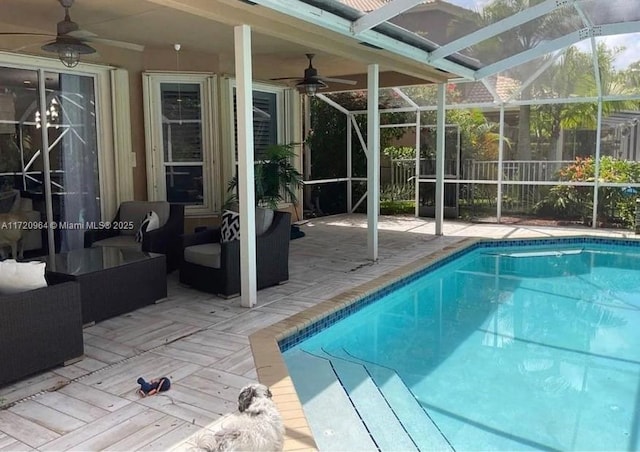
[347,114,353,213]
[367,64,380,261]
[592,99,603,229]
[497,105,505,223]
[435,83,446,236]
[414,109,420,217]
[38,69,55,257]
[303,96,312,215]
[234,25,257,308]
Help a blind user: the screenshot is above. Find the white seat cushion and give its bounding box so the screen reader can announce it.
[184,243,221,269]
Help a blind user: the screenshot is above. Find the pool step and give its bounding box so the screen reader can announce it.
[284,348,378,451]
[323,346,454,452]
[314,349,419,452]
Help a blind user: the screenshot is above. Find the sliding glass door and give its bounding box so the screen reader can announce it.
[0,66,100,254]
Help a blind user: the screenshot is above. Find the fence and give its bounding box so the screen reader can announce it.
[387,158,573,210]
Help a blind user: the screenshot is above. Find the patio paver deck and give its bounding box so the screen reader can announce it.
[0,214,637,451]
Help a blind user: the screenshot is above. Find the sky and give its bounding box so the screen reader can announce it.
[573,34,640,70]
[446,0,494,11]
[438,1,640,70]
[600,35,640,70]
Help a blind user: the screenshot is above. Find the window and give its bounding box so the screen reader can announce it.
[232,84,284,162]
[143,73,217,215]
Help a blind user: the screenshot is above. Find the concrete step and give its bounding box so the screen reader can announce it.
[315,348,418,452]
[283,348,377,451]
[323,345,454,452]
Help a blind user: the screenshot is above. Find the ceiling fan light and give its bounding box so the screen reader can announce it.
[296,79,328,96]
[58,46,80,68]
[42,37,96,68]
[301,84,318,96]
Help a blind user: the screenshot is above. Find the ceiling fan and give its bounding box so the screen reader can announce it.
[271,54,357,96]
[0,0,143,68]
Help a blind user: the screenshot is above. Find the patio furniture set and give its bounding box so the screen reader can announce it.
[0,201,292,388]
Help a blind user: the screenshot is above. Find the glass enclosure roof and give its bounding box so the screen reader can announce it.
[264,0,640,107]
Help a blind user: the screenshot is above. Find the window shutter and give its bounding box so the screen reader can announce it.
[233,89,278,161]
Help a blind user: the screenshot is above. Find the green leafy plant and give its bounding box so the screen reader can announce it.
[383,146,415,160]
[380,200,415,215]
[535,156,640,227]
[227,143,303,209]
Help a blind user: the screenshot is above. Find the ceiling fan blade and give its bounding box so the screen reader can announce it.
[0,32,53,37]
[83,36,144,52]
[66,29,97,39]
[67,29,144,52]
[10,42,43,52]
[318,76,357,85]
[270,77,303,81]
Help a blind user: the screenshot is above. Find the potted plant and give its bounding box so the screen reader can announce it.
[227,143,303,210]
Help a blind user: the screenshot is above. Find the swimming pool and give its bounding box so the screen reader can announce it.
[281,238,640,451]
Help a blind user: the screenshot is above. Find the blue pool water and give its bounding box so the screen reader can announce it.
[283,240,640,451]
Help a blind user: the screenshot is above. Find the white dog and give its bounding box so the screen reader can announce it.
[0,212,25,260]
[193,383,284,452]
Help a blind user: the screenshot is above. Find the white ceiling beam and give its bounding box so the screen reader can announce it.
[315,93,350,114]
[351,0,424,35]
[476,32,581,79]
[573,1,603,98]
[476,20,640,79]
[429,0,575,62]
[598,20,640,36]
[506,48,566,102]
[481,78,501,103]
[392,87,419,109]
[249,0,476,79]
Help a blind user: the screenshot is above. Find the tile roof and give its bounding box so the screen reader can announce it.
[338,0,386,12]
[340,0,450,13]
[463,75,521,103]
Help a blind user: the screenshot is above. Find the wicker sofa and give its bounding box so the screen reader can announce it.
[0,280,83,387]
[179,211,291,298]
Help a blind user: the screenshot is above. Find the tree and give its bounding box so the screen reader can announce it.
[307,92,412,213]
[531,44,640,160]
[468,0,581,160]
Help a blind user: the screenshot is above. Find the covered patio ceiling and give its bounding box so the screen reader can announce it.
[1,0,639,93]
[0,0,458,89]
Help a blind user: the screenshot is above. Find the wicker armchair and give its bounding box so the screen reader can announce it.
[0,280,83,387]
[179,211,291,298]
[84,201,184,272]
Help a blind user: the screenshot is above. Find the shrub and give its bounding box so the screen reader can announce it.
[535,156,640,227]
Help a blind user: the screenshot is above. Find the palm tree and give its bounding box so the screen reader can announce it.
[531,44,639,161]
[468,0,582,160]
[227,143,303,209]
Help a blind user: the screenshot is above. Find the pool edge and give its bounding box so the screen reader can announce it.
[249,236,480,452]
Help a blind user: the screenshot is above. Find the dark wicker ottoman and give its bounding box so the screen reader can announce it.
[41,247,167,324]
[0,281,83,387]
